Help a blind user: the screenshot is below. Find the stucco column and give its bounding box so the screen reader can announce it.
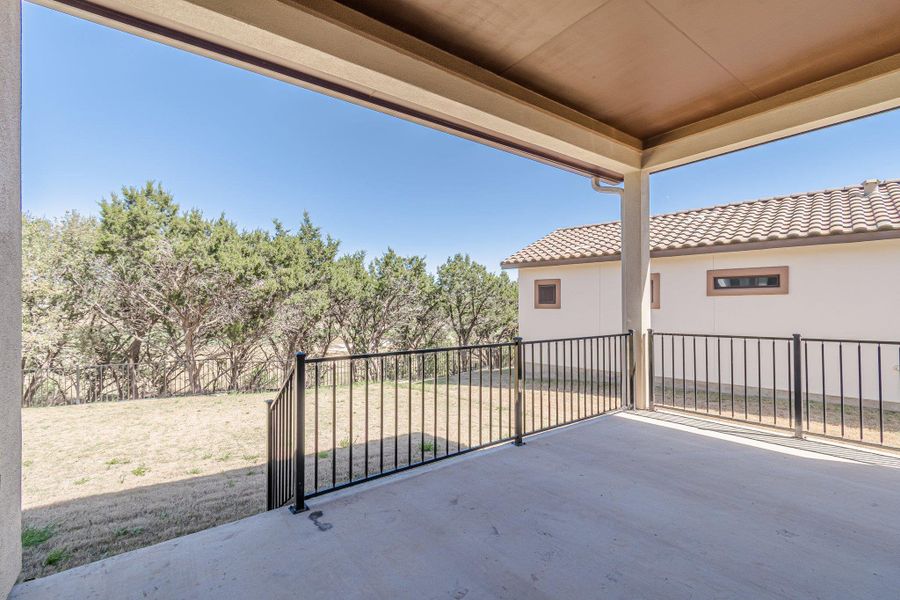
[620,170,650,409]
[0,0,22,594]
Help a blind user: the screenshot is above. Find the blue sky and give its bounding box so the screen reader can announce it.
[22,2,900,271]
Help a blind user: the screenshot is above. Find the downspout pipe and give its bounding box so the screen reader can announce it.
[591,176,624,199]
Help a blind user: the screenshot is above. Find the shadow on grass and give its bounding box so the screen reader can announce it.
[21,465,265,583]
[21,432,462,583]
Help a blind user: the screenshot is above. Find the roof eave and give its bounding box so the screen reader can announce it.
[501,229,900,269]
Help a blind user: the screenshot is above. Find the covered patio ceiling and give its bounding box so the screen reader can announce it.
[36,0,900,180]
[337,0,900,140]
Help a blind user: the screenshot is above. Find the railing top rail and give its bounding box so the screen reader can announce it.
[652,331,900,345]
[650,331,793,342]
[305,341,516,363]
[304,333,633,364]
[801,337,900,345]
[522,333,630,344]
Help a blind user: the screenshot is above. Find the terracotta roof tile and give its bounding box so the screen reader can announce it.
[502,179,900,268]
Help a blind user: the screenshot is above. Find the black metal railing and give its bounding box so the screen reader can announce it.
[799,337,900,449]
[649,331,900,450]
[266,332,633,511]
[266,362,297,512]
[22,358,288,407]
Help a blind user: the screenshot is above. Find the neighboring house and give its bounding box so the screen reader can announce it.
[503,180,900,402]
[503,179,900,342]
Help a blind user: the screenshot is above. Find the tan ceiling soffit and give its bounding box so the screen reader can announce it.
[642,54,900,172]
[37,0,641,181]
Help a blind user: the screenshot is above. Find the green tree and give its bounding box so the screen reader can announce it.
[260,215,340,376]
[329,249,434,354]
[435,254,518,346]
[21,212,98,402]
[96,183,246,392]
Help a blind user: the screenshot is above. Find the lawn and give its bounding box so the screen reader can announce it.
[21,392,270,582]
[21,368,625,582]
[652,379,900,448]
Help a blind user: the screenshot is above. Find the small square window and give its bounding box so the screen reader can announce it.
[707,267,789,296]
[534,279,560,309]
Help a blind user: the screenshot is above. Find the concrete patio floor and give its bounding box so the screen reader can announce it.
[12,411,900,600]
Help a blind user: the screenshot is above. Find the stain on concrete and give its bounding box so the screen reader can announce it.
[776,529,798,538]
[308,511,333,532]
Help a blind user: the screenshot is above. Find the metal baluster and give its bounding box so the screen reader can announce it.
[791,335,803,438]
[468,348,473,448]
[421,354,426,461]
[682,335,687,409]
[332,362,337,488]
[290,352,306,513]
[314,363,319,492]
[408,354,412,466]
[349,359,354,482]
[379,356,384,475]
[661,334,666,406]
[693,336,698,411]
[877,344,884,446]
[539,343,544,428]
[804,341,809,431]
[839,344,845,439]
[394,356,398,470]
[730,337,735,418]
[365,358,370,478]
[434,353,439,457]
[820,342,826,435]
[857,343,863,441]
[489,348,494,442]
[743,338,748,420]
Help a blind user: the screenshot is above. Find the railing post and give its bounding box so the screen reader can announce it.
[792,334,803,439]
[513,337,524,446]
[628,329,636,409]
[265,399,273,511]
[290,352,308,513]
[647,329,654,410]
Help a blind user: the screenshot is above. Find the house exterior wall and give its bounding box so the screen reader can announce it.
[646,239,900,340]
[517,239,900,402]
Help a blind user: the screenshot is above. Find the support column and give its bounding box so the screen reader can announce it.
[0,0,22,593]
[620,170,650,409]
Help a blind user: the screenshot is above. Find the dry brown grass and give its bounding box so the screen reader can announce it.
[21,369,625,582]
[21,392,270,582]
[653,380,900,448]
[296,369,625,494]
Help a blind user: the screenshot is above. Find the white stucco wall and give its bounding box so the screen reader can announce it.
[516,263,622,340]
[517,239,900,402]
[0,0,22,593]
[647,239,900,340]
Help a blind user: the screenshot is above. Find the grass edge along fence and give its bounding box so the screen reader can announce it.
[22,358,290,407]
[649,330,900,450]
[267,332,635,511]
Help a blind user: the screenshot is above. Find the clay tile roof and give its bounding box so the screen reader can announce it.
[501,179,900,268]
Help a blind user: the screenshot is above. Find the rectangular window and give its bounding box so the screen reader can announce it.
[534,279,561,309]
[650,272,660,309]
[706,266,789,296]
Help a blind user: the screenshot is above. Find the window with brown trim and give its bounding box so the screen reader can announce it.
[534,279,561,309]
[706,266,789,296]
[650,272,660,309]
